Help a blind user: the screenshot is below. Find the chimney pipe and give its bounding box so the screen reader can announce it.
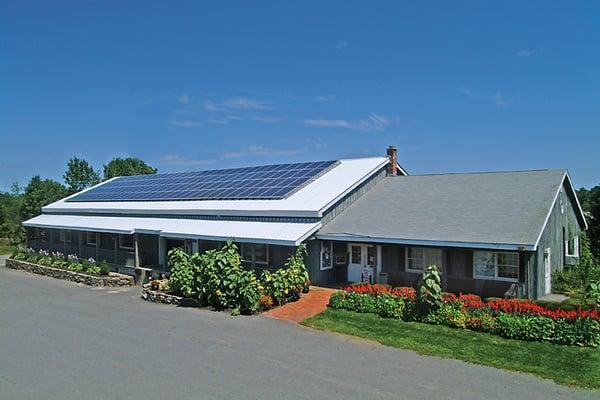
[387,145,398,176]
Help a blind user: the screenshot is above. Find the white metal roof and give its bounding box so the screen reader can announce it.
[23,214,320,246]
[42,157,390,218]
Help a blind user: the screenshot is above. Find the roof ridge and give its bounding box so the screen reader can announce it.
[398,168,566,177]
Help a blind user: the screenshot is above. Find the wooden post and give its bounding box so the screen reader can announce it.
[134,233,140,269]
[78,231,82,257]
[442,248,449,292]
[114,234,118,265]
[95,232,99,260]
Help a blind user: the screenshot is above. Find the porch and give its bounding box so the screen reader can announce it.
[314,240,532,299]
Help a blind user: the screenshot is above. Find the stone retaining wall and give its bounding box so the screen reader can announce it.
[5,259,135,287]
[141,287,202,307]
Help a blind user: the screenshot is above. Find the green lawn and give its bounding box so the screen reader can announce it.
[0,245,16,255]
[302,309,600,389]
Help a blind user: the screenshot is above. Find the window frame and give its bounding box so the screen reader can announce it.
[86,232,97,246]
[405,247,443,274]
[118,234,135,250]
[566,235,579,257]
[320,241,333,271]
[473,250,520,282]
[241,243,269,267]
[59,230,72,243]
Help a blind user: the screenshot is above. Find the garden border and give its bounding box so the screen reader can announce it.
[141,286,202,307]
[5,258,135,287]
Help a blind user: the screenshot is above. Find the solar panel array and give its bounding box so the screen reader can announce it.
[67,160,339,202]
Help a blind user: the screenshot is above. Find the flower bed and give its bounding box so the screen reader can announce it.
[6,258,134,287]
[11,248,111,276]
[159,242,310,315]
[331,283,600,347]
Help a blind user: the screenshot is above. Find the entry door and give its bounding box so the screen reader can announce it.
[544,249,552,295]
[347,244,378,282]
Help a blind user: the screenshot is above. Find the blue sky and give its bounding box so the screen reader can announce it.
[1,1,599,191]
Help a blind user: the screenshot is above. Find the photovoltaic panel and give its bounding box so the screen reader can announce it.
[67,160,339,202]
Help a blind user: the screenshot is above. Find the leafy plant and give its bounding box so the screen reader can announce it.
[416,265,442,314]
[586,281,600,309]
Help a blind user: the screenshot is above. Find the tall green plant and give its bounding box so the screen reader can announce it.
[416,265,442,314]
[167,247,195,297]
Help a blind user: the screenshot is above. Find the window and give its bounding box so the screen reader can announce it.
[119,234,134,250]
[86,232,97,246]
[405,247,442,273]
[40,229,47,243]
[351,245,362,264]
[473,251,519,281]
[59,230,72,243]
[367,246,377,267]
[566,235,579,257]
[320,241,333,270]
[241,243,269,267]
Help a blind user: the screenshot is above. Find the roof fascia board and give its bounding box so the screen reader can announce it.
[316,234,535,251]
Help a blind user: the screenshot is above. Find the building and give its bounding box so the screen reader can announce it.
[22,147,587,299]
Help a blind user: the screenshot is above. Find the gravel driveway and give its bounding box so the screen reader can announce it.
[0,266,596,400]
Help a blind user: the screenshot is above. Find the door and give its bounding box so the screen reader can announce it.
[544,248,552,295]
[347,244,379,282]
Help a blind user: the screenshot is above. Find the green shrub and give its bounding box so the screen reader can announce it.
[260,245,308,305]
[328,291,404,319]
[494,314,556,342]
[553,318,600,347]
[167,247,195,298]
[585,281,600,309]
[375,294,405,319]
[85,265,101,275]
[425,303,468,329]
[98,260,110,276]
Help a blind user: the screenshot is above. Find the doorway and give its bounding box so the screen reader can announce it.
[544,248,552,295]
[347,243,380,283]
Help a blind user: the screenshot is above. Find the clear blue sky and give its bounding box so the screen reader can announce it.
[2,1,599,191]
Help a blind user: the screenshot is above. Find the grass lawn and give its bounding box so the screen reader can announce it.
[302,309,600,389]
[0,244,16,255]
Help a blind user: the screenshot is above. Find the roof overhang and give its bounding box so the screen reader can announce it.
[316,233,536,251]
[24,214,321,247]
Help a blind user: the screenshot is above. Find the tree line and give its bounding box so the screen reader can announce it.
[0,157,157,243]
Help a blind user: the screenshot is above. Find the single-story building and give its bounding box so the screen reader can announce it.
[23,146,587,299]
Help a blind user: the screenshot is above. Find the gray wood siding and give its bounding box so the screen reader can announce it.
[533,180,584,298]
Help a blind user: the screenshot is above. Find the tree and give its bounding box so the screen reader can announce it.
[103,157,157,180]
[20,176,68,221]
[577,186,600,259]
[0,183,24,243]
[63,156,100,193]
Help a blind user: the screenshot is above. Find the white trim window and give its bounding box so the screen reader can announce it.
[405,247,443,273]
[473,251,519,281]
[320,241,333,270]
[86,232,97,246]
[566,235,580,257]
[119,234,134,250]
[59,230,72,243]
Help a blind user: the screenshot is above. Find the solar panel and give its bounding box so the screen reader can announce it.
[67,160,339,202]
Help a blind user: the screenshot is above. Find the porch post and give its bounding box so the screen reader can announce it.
[134,233,140,269]
[49,229,54,252]
[95,232,99,260]
[78,231,82,257]
[114,234,118,265]
[442,248,449,292]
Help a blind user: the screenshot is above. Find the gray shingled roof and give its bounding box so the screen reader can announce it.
[318,169,570,249]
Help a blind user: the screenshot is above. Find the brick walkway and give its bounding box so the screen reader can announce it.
[262,287,337,323]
